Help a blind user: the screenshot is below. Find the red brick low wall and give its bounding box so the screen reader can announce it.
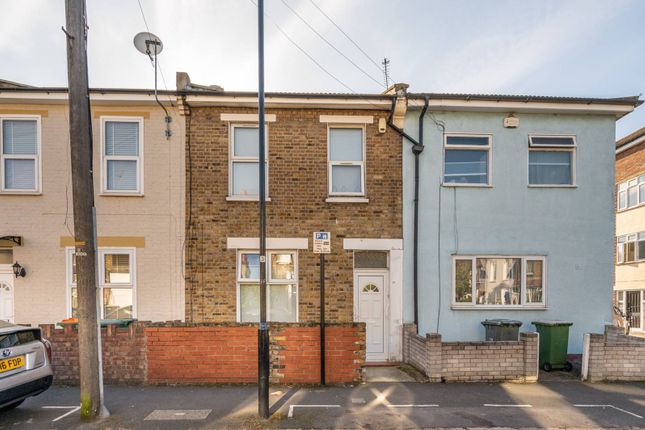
[40,322,364,385]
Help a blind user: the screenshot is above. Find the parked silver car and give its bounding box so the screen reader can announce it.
[0,321,53,411]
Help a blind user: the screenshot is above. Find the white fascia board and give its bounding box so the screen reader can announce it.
[185,95,391,110]
[221,113,276,122]
[616,135,645,154]
[319,115,373,124]
[343,238,403,250]
[227,237,309,250]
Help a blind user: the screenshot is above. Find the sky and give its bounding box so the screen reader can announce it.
[0,0,643,138]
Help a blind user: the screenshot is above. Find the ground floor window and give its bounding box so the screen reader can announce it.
[453,255,546,308]
[67,247,136,319]
[237,250,298,322]
[616,290,643,330]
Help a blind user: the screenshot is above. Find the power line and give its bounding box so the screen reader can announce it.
[279,0,384,89]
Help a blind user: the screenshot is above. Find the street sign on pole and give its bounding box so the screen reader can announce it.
[314,231,330,385]
[313,232,331,254]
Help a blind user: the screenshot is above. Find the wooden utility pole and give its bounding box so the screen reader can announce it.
[64,0,105,419]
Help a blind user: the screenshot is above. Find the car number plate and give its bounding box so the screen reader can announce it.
[0,355,25,373]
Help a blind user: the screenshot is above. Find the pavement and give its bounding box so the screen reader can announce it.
[0,379,644,429]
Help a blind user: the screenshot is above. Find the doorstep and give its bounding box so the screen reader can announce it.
[363,366,417,383]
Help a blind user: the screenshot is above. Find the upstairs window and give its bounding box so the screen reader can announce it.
[328,127,365,195]
[229,125,268,199]
[617,175,645,211]
[1,118,40,192]
[443,134,491,186]
[528,135,575,186]
[102,118,143,194]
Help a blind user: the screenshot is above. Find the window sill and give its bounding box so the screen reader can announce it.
[100,192,144,197]
[442,183,492,188]
[0,191,42,195]
[226,196,271,202]
[326,196,369,203]
[617,202,645,213]
[451,305,547,310]
[528,184,577,188]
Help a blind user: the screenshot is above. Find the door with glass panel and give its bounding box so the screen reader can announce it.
[0,273,14,322]
[626,290,642,330]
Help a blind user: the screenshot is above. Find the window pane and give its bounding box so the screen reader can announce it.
[107,160,137,191]
[4,159,35,189]
[640,184,645,205]
[104,254,131,283]
[233,127,259,157]
[329,128,363,161]
[444,149,488,184]
[239,284,260,322]
[626,242,635,262]
[446,136,489,146]
[618,190,627,209]
[103,288,133,319]
[269,284,297,322]
[526,260,543,303]
[240,253,260,280]
[475,258,521,305]
[354,251,388,269]
[2,120,37,154]
[0,249,12,264]
[105,122,139,156]
[232,162,259,196]
[529,151,572,185]
[271,253,295,280]
[530,136,575,146]
[455,259,472,303]
[639,240,645,261]
[331,165,362,193]
[71,287,78,318]
[628,186,638,207]
[617,243,624,263]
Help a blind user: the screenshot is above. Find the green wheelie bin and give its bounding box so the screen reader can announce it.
[532,320,573,372]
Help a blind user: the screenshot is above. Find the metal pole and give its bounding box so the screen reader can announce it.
[257,0,270,419]
[320,252,325,385]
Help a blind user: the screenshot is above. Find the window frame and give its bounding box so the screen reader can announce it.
[527,134,576,187]
[617,232,645,264]
[442,133,492,187]
[100,116,144,196]
[327,124,366,197]
[228,123,269,200]
[66,247,137,319]
[452,255,547,309]
[617,174,645,212]
[0,115,42,194]
[235,249,299,322]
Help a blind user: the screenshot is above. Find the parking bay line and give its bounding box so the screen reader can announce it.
[387,404,439,408]
[574,404,643,419]
[42,406,81,422]
[288,405,340,418]
[484,404,533,408]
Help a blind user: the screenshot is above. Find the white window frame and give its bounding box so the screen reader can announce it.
[617,232,645,264]
[235,250,299,322]
[327,124,366,197]
[442,133,492,187]
[452,255,547,309]
[227,123,269,201]
[528,134,576,187]
[66,247,137,319]
[0,115,42,194]
[617,289,644,332]
[617,174,645,212]
[100,116,144,195]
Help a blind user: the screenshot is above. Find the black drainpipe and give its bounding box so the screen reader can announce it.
[387,95,429,332]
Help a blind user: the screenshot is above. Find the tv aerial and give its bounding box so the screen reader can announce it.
[133,32,171,139]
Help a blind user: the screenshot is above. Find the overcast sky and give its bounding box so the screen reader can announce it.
[1,0,643,138]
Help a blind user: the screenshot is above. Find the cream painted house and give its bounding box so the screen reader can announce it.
[615,127,645,334]
[0,81,184,326]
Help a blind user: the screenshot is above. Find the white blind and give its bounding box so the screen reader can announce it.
[107,160,137,190]
[4,159,36,189]
[105,122,139,156]
[2,120,37,155]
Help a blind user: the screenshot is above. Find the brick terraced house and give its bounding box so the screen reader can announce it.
[615,126,645,334]
[178,73,405,362]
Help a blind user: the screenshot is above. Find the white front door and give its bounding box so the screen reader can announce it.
[0,273,14,323]
[356,272,387,362]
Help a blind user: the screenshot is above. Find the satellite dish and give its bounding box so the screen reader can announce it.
[133,32,163,56]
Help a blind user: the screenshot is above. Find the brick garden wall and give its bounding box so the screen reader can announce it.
[41,322,364,385]
[402,325,538,383]
[583,325,645,382]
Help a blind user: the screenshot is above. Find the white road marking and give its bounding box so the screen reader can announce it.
[574,404,643,419]
[484,404,532,408]
[42,405,81,422]
[351,398,366,404]
[288,404,340,418]
[387,404,439,408]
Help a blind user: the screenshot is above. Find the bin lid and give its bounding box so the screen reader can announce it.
[481,318,523,327]
[531,320,573,327]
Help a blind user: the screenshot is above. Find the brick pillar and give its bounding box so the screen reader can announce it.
[425,333,442,382]
[521,332,538,382]
[585,334,606,382]
[402,324,417,364]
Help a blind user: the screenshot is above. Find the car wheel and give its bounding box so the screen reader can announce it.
[0,399,24,412]
[564,362,573,372]
[542,362,552,372]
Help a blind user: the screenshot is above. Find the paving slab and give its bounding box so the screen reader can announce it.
[364,365,417,382]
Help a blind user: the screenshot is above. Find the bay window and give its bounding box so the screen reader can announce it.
[237,250,298,322]
[453,256,546,308]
